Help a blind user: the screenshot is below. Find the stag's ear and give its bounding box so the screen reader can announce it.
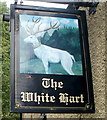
[37,36,42,43]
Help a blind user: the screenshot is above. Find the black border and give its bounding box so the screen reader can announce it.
[10,4,95,113]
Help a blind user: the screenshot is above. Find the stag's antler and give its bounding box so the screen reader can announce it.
[50,22,60,29]
[32,17,41,23]
[35,21,60,34]
[25,17,41,35]
[25,17,60,35]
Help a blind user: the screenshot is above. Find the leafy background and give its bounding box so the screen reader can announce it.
[0,2,19,120]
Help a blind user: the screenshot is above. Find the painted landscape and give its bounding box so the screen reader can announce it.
[19,15,83,75]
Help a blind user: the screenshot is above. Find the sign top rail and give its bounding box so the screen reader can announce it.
[21,0,98,4]
[17,0,99,8]
[22,0,82,3]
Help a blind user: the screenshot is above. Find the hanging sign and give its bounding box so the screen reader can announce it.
[10,4,95,113]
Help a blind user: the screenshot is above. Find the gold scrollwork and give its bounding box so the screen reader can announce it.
[85,103,91,109]
[15,103,21,108]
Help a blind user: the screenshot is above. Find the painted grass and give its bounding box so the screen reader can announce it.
[20,59,83,75]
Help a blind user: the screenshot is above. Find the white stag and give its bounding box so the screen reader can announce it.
[24,18,75,75]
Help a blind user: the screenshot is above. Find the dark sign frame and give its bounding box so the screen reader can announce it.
[10,4,95,113]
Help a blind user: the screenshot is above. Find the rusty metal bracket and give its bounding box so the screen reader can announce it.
[67,2,99,15]
[3,13,10,22]
[21,0,99,15]
[2,1,99,22]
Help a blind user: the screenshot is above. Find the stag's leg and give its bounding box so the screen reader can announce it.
[61,57,74,75]
[42,60,49,74]
[48,63,52,74]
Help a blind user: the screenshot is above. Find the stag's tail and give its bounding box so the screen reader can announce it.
[71,55,75,63]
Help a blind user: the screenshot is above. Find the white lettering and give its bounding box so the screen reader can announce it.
[21,92,26,102]
[42,78,63,90]
[80,94,84,103]
[21,92,33,102]
[59,93,69,105]
[59,93,85,105]
[21,92,84,105]
[42,78,50,88]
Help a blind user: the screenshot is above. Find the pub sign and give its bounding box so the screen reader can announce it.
[10,4,95,113]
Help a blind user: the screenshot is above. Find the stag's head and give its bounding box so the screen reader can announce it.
[24,35,39,44]
[24,17,60,46]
